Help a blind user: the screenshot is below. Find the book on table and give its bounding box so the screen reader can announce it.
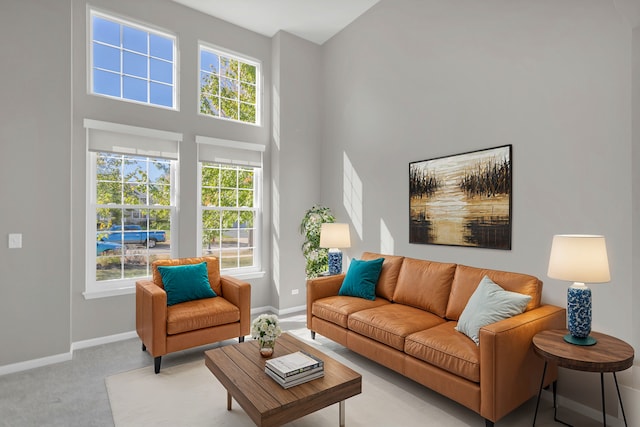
[265,366,325,389]
[265,350,324,378]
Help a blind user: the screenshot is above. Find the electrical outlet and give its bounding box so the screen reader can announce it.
[291,289,299,295]
[8,233,22,249]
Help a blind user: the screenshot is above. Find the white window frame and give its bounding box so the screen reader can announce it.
[84,119,181,299]
[88,7,179,110]
[198,42,261,126]
[196,136,265,278]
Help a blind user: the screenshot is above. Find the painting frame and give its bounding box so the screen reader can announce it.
[409,145,512,250]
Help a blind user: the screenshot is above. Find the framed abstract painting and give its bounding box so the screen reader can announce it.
[409,145,512,250]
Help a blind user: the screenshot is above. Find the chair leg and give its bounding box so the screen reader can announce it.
[154,356,162,374]
[239,336,245,343]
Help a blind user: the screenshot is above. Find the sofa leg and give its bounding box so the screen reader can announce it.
[142,343,146,352]
[239,336,245,343]
[154,356,162,374]
[311,331,316,340]
[484,419,494,427]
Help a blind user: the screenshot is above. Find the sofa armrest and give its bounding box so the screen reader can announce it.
[135,279,168,356]
[220,275,252,336]
[479,304,566,423]
[306,274,345,329]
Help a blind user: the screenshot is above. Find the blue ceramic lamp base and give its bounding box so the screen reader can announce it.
[565,283,597,346]
[328,250,342,275]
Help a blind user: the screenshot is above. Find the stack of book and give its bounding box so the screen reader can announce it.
[264,350,324,389]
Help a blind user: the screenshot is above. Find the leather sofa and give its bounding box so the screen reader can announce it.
[306,252,566,426]
[136,256,251,373]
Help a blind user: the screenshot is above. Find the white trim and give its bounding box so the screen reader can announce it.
[84,118,182,142]
[0,330,138,376]
[71,330,138,351]
[0,352,72,377]
[249,305,306,317]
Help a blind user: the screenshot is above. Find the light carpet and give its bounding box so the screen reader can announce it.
[107,330,563,427]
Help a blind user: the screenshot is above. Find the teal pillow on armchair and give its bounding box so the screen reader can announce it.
[338,258,384,300]
[157,262,217,306]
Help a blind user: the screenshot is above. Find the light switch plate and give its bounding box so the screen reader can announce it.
[8,233,22,249]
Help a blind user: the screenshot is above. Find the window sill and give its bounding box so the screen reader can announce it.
[83,286,135,300]
[222,270,266,280]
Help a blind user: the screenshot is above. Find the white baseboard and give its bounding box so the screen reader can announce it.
[71,330,138,351]
[542,387,626,426]
[0,351,72,377]
[250,305,306,316]
[0,331,138,377]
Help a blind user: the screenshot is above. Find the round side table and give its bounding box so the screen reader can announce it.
[532,329,634,427]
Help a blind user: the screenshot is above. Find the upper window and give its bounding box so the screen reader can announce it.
[89,10,177,109]
[199,44,260,125]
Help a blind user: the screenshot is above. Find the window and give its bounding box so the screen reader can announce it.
[85,119,181,298]
[90,9,177,109]
[197,136,264,274]
[199,44,260,125]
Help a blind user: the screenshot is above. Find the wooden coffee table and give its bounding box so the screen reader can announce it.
[204,332,362,427]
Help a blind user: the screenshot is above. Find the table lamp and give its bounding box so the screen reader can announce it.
[547,234,610,346]
[320,223,351,275]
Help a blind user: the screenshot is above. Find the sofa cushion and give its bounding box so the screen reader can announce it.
[405,322,480,383]
[361,252,405,301]
[392,258,457,317]
[153,257,222,296]
[167,296,239,335]
[348,304,446,351]
[157,262,217,306]
[456,276,531,345]
[445,264,542,321]
[312,296,390,328]
[339,258,384,300]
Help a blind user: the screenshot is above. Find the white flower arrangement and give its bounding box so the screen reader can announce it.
[251,314,282,342]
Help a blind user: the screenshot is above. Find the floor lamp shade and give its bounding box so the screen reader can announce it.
[547,234,610,345]
[320,223,351,275]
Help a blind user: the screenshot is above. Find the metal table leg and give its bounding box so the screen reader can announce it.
[339,400,345,427]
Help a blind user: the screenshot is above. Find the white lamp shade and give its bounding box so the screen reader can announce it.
[547,234,611,283]
[320,223,351,249]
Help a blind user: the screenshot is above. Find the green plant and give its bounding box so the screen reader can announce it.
[299,205,336,278]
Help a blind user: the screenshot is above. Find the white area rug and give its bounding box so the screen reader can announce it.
[106,330,558,426]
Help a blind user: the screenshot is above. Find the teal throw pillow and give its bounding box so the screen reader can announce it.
[157,262,217,306]
[456,275,531,345]
[338,258,384,300]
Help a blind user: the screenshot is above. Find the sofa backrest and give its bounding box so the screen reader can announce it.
[445,264,542,321]
[151,256,222,296]
[393,257,457,318]
[361,252,404,301]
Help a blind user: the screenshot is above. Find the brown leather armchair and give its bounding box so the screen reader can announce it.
[136,256,251,373]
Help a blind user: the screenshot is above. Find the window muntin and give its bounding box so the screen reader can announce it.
[199,45,259,125]
[93,152,174,284]
[201,163,259,271]
[90,10,176,109]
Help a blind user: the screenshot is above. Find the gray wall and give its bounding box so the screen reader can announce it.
[271,31,322,310]
[0,0,72,364]
[319,0,638,416]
